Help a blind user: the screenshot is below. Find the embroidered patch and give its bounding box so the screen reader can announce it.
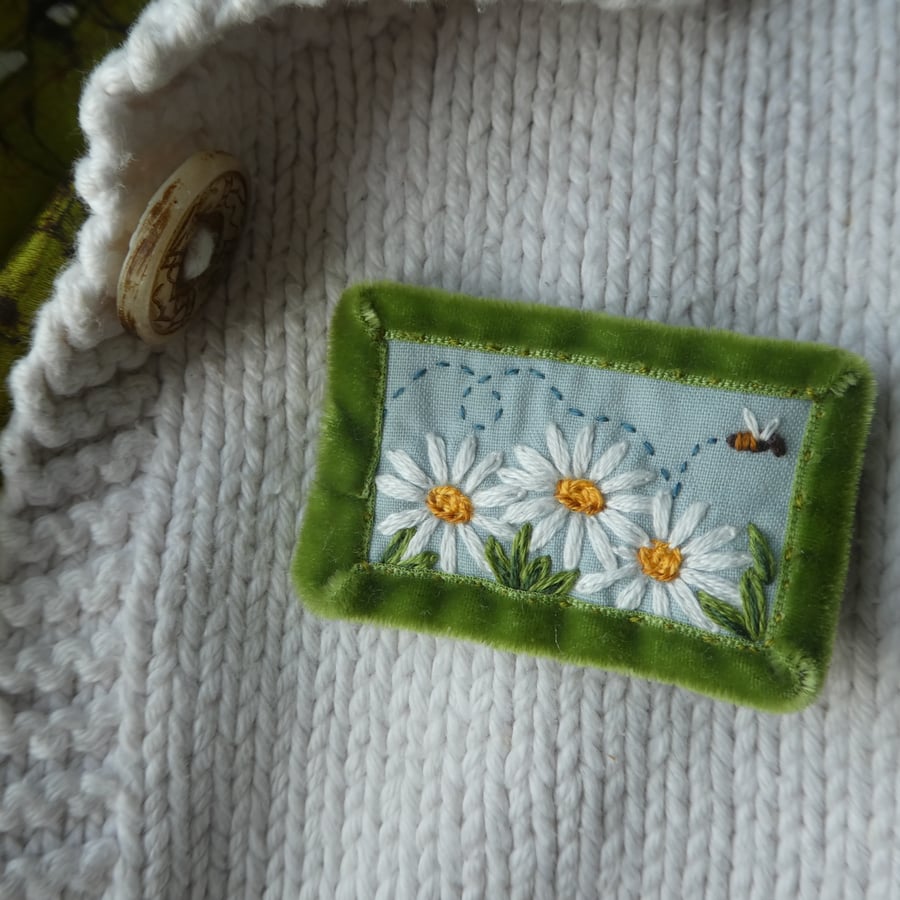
[293,283,875,712]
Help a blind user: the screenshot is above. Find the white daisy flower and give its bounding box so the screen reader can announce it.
[576,491,752,629]
[497,422,655,570]
[375,433,521,573]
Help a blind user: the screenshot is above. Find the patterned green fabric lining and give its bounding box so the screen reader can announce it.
[0,0,146,427]
[0,184,85,425]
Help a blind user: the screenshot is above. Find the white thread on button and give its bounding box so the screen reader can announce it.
[182,225,217,281]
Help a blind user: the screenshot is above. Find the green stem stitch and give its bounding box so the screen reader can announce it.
[380,527,439,570]
[484,523,580,596]
[697,523,776,642]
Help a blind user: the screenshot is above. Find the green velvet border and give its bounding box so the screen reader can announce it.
[293,282,876,712]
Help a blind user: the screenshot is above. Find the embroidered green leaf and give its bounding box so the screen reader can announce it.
[530,568,580,597]
[487,524,579,597]
[380,527,438,570]
[402,551,440,569]
[484,535,513,584]
[511,523,532,584]
[381,527,415,564]
[747,523,775,583]
[697,591,752,640]
[741,569,767,640]
[521,555,551,591]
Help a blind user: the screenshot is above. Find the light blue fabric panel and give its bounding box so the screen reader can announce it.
[370,339,812,626]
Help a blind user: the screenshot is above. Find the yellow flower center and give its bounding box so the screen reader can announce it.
[637,539,683,582]
[426,485,474,524]
[555,478,606,516]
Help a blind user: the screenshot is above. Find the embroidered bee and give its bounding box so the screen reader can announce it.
[726,408,787,458]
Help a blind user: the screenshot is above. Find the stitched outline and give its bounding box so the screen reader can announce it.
[294,282,876,712]
[386,352,722,497]
[384,329,835,402]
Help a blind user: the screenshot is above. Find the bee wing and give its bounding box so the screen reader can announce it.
[760,417,781,441]
[742,407,761,439]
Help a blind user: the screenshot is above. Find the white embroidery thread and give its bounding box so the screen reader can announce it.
[497,423,655,570]
[575,491,751,628]
[375,433,520,573]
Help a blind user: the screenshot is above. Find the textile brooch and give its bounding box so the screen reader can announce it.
[293,283,875,712]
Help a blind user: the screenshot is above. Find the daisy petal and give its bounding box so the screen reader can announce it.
[439,525,456,572]
[585,517,618,570]
[386,450,432,490]
[377,508,430,534]
[600,468,656,493]
[496,467,539,490]
[606,492,655,515]
[589,441,628,482]
[545,422,571,475]
[471,514,515,540]
[375,474,426,502]
[504,496,558,523]
[680,570,742,605]
[426,433,448,483]
[616,576,646,610]
[451,433,478,483]
[576,567,632,594]
[685,551,752,572]
[463,451,504,493]
[668,501,710,547]
[563,514,585,569]
[600,507,650,548]
[404,516,439,556]
[459,524,490,572]
[471,484,525,507]
[650,583,669,617]
[667,578,710,628]
[514,445,560,483]
[681,525,738,558]
[651,491,672,539]
[571,426,595,476]
[531,507,568,549]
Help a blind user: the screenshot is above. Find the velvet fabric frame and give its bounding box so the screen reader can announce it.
[293,282,875,712]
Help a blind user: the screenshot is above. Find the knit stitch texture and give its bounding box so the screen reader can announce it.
[1,0,898,896]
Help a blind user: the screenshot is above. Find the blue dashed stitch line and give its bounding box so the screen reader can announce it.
[390,355,722,506]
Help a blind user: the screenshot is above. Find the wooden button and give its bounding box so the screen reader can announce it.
[117,151,247,344]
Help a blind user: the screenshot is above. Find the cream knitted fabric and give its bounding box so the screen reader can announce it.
[2,0,898,896]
